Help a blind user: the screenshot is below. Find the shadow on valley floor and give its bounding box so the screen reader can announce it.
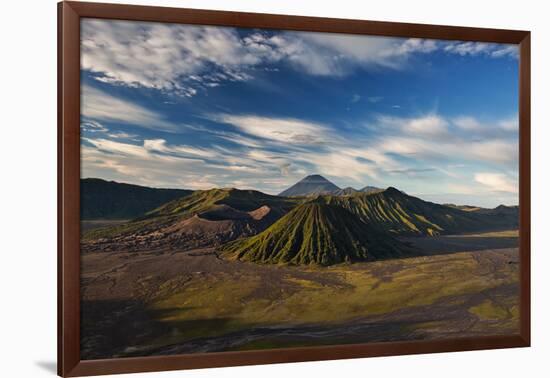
[401,232,518,256]
[82,281,519,359]
[81,297,240,359]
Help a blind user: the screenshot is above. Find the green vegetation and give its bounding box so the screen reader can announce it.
[82,217,168,241]
[145,249,519,353]
[84,185,519,267]
[219,188,518,266]
[80,177,521,358]
[321,188,518,236]
[221,201,413,265]
[82,188,300,241]
[469,300,509,320]
[146,188,298,217]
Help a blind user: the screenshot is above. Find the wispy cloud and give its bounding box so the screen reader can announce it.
[81,120,108,133]
[270,34,438,76]
[453,116,483,131]
[474,172,518,193]
[387,167,437,176]
[81,136,310,193]
[143,139,217,159]
[82,19,516,97]
[83,110,519,199]
[453,115,518,132]
[213,114,334,145]
[82,85,179,132]
[443,42,518,58]
[82,20,260,97]
[378,114,450,138]
[498,117,519,131]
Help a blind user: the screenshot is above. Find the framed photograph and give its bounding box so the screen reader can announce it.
[58,1,530,376]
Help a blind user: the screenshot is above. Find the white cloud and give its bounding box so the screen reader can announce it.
[81,109,519,203]
[247,150,289,167]
[214,114,333,145]
[83,19,507,96]
[81,143,211,189]
[499,117,519,131]
[143,139,217,159]
[453,116,483,131]
[453,115,518,134]
[81,20,263,96]
[207,112,518,187]
[468,140,517,164]
[405,115,448,137]
[297,150,380,182]
[217,133,263,148]
[81,120,108,133]
[490,45,519,58]
[81,136,311,193]
[474,172,518,193]
[443,41,518,58]
[369,114,518,168]
[376,114,449,138]
[106,131,138,139]
[84,138,153,160]
[81,85,179,132]
[377,134,517,167]
[269,33,438,76]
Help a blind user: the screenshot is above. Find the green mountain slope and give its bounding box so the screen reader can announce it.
[81,178,191,220]
[82,182,518,262]
[145,188,297,218]
[82,188,299,245]
[321,187,518,236]
[221,201,413,266]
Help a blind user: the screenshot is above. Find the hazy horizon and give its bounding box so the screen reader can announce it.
[80,19,519,208]
[82,174,517,208]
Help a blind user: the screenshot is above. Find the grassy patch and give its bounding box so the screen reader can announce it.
[139,250,518,353]
[469,300,509,320]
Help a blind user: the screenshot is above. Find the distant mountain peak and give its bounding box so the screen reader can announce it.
[278,174,340,197]
[300,174,333,182]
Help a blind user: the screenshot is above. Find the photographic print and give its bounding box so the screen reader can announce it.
[79,18,520,360]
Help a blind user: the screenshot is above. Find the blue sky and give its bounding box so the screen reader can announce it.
[80,19,519,207]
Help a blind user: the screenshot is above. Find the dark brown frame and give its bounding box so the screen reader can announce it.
[58,1,531,376]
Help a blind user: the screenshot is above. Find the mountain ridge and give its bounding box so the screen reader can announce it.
[82,188,300,251]
[221,201,414,265]
[82,178,519,265]
[81,178,192,220]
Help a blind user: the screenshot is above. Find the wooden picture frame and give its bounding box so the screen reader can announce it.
[58,1,531,376]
